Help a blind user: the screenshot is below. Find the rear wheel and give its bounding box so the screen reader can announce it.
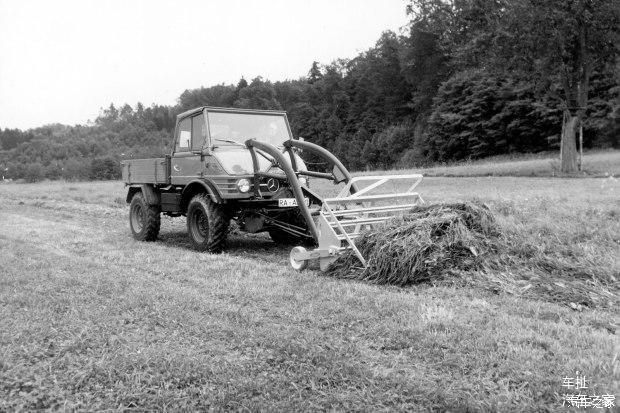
[129,192,160,241]
[186,193,229,252]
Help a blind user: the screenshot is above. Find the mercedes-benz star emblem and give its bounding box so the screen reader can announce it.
[266,178,279,192]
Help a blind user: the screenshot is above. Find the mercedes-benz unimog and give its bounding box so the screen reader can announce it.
[122,106,424,270]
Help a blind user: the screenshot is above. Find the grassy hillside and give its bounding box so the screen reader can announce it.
[1,177,618,411]
[393,150,620,178]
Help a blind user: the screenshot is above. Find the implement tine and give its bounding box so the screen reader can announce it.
[324,202,367,267]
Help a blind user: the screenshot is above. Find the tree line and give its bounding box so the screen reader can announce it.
[1,0,618,181]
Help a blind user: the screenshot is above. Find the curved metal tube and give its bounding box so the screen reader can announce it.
[283,140,358,194]
[245,139,319,242]
[247,145,262,197]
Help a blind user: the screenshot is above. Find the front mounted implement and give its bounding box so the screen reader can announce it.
[245,139,424,271]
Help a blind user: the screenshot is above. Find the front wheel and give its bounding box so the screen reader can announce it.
[290,246,308,271]
[129,192,160,241]
[186,193,229,253]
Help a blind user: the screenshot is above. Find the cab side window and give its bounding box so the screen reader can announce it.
[191,113,206,151]
[176,117,191,152]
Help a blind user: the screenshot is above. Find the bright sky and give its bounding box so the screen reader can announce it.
[0,0,409,130]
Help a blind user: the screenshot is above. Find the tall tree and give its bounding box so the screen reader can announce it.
[308,61,323,84]
[474,0,618,172]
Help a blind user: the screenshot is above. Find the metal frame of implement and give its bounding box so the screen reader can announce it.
[290,174,424,271]
[244,138,424,271]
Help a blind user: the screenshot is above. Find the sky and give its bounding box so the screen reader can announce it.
[0,0,410,130]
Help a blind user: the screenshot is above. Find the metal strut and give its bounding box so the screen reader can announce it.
[244,139,320,242]
[283,140,359,194]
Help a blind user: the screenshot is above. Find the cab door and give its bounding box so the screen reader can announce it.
[170,111,207,185]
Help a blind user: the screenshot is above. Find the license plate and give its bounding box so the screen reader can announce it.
[278,197,309,207]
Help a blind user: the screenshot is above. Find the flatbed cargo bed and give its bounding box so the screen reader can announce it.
[122,157,169,185]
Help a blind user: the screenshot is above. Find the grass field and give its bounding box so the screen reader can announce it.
[390,149,620,178]
[1,172,619,410]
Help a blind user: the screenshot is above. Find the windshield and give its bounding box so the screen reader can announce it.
[207,111,291,146]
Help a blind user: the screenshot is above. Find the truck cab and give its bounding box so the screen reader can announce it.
[169,106,307,194]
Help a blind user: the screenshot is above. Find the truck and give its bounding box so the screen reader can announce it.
[122,106,320,252]
[122,106,424,270]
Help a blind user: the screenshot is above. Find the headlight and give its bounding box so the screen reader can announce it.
[237,178,251,193]
[299,177,308,186]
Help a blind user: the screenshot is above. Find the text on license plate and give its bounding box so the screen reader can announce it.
[278,197,309,207]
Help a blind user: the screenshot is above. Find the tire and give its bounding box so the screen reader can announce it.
[290,246,308,271]
[186,193,229,253]
[129,192,160,241]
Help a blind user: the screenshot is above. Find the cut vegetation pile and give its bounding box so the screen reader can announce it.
[325,202,499,285]
[325,202,619,309]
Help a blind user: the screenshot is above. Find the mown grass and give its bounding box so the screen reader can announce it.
[389,149,620,177]
[1,173,619,410]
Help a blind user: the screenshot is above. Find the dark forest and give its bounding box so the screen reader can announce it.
[1,0,618,181]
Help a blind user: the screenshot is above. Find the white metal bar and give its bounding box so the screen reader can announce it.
[349,177,388,198]
[330,216,391,227]
[336,174,424,198]
[328,203,421,216]
[348,174,423,185]
[325,192,422,204]
[323,203,367,266]
[406,177,423,193]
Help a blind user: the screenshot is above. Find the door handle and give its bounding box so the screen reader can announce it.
[173,165,180,172]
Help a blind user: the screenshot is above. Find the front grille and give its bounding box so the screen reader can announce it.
[211,176,286,198]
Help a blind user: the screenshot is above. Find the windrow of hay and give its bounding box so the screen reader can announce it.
[324,202,499,285]
[323,202,619,308]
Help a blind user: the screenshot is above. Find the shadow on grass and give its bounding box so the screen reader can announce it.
[157,228,293,266]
